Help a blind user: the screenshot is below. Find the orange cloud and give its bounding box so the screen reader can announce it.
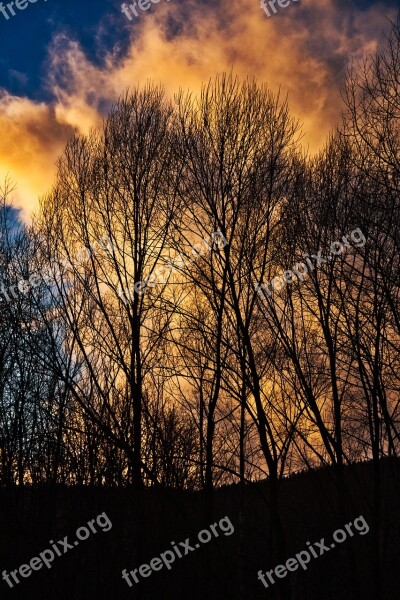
[0,0,397,218]
[0,93,73,219]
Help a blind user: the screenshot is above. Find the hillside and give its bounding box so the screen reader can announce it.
[1,458,399,599]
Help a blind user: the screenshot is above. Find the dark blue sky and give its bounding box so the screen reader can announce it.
[0,0,132,100]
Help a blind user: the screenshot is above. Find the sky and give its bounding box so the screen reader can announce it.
[0,0,398,219]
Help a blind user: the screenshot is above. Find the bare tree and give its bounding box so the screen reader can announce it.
[36,86,182,489]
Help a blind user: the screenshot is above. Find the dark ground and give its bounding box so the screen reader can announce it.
[1,458,399,600]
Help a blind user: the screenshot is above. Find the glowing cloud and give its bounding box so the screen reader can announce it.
[0,0,397,217]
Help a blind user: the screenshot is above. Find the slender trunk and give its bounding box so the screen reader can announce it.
[239,380,246,599]
[132,313,143,490]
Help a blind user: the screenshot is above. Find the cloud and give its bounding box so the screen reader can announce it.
[8,70,29,88]
[0,0,397,218]
[0,92,73,219]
